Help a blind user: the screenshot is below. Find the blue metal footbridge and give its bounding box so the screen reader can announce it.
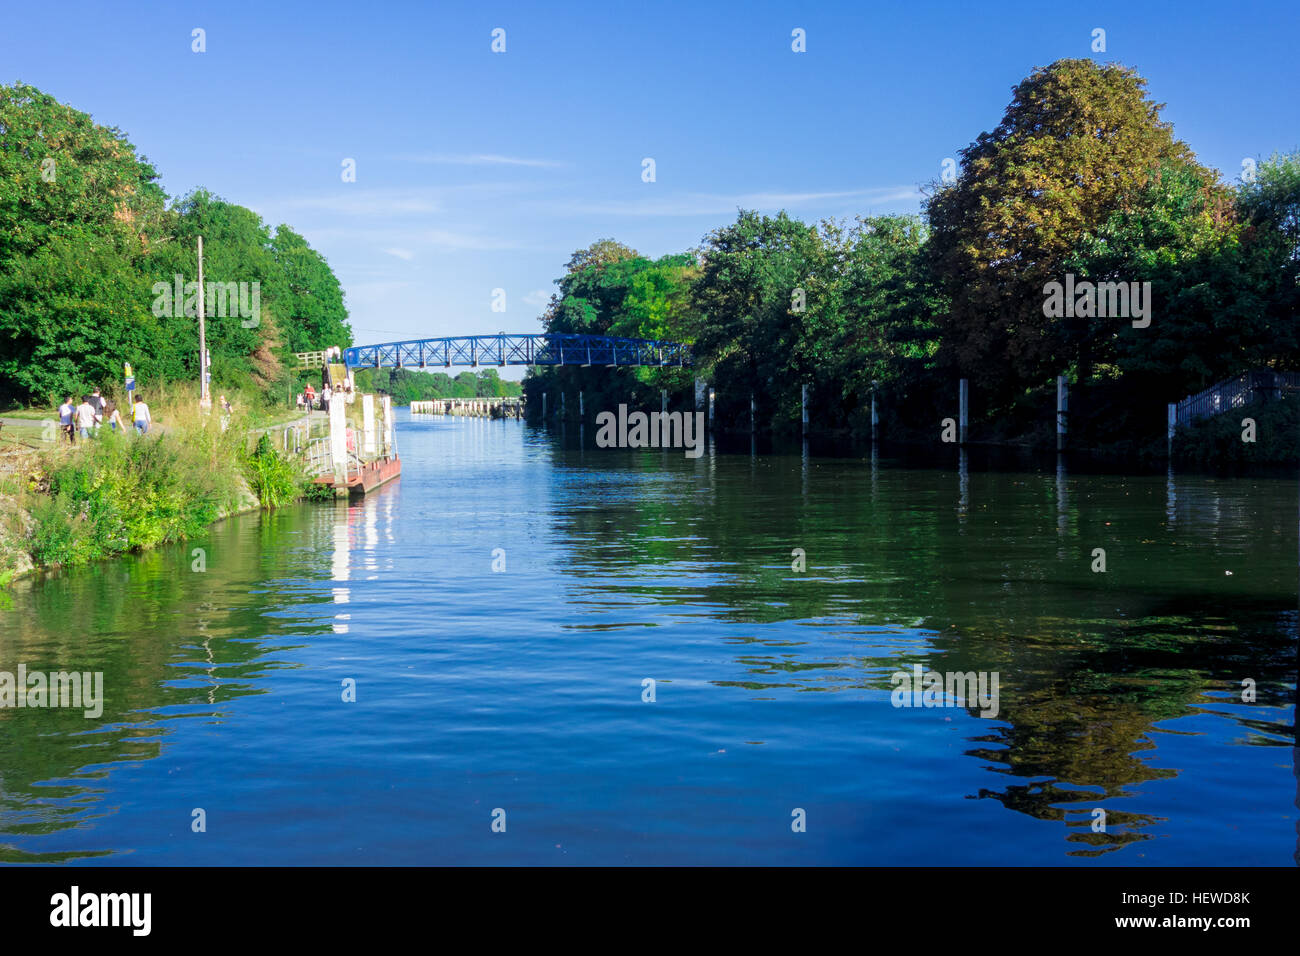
[343,333,692,370]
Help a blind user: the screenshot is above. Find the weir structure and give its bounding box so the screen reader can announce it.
[411,397,525,419]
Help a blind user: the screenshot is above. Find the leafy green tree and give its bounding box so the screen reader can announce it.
[806,216,943,431]
[925,59,1218,399]
[608,253,699,343]
[0,83,167,266]
[147,190,281,389]
[1235,152,1300,339]
[543,239,641,335]
[1065,164,1238,384]
[690,210,823,426]
[270,226,351,355]
[0,228,160,402]
[0,83,167,403]
[0,84,353,407]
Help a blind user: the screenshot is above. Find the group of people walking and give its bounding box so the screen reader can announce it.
[57,389,150,443]
[298,381,354,411]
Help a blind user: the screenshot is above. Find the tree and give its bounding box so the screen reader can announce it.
[608,253,699,343]
[1236,152,1300,336]
[270,226,352,355]
[925,59,1218,399]
[690,210,823,426]
[0,83,167,403]
[0,84,353,406]
[0,227,160,402]
[810,216,942,430]
[0,83,167,266]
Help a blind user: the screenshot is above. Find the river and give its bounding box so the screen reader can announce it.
[1,411,1296,864]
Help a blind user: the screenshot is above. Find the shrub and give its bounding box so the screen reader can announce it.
[243,433,302,510]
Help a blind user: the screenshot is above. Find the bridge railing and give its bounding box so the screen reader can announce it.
[343,333,691,370]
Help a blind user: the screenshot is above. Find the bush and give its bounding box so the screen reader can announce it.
[243,433,302,509]
[1173,398,1300,465]
[27,425,242,568]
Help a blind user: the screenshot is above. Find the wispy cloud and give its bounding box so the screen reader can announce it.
[522,289,552,307]
[417,228,525,251]
[265,189,442,217]
[304,225,527,252]
[534,187,922,217]
[392,152,567,169]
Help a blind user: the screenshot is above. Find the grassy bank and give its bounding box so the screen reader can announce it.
[1,390,324,586]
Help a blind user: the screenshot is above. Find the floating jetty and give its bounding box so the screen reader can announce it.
[322,454,401,495]
[303,390,400,497]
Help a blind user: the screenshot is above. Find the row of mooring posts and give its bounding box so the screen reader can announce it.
[539,380,720,428]
[534,374,1076,449]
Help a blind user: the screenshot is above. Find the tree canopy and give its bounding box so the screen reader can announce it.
[0,83,351,406]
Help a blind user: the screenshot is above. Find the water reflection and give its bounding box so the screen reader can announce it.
[1,420,1295,864]
[0,490,402,862]
[542,442,1297,860]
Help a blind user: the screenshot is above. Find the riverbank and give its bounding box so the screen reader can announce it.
[0,402,320,588]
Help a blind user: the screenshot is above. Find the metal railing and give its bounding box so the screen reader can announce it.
[343,333,692,370]
[303,437,333,476]
[1173,370,1300,427]
[295,350,328,370]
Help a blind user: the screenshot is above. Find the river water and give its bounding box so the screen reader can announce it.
[1,412,1296,865]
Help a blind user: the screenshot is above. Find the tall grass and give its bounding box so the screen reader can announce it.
[244,433,301,509]
[25,416,245,568]
[20,396,315,571]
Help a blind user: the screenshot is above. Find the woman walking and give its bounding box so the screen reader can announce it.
[105,400,126,432]
[132,394,152,434]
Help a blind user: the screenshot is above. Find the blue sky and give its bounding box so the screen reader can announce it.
[3,0,1297,378]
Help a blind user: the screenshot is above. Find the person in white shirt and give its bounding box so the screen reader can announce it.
[75,395,96,439]
[132,395,152,434]
[58,395,75,444]
[322,384,333,407]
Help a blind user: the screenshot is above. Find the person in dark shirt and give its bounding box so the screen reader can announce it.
[89,388,106,432]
